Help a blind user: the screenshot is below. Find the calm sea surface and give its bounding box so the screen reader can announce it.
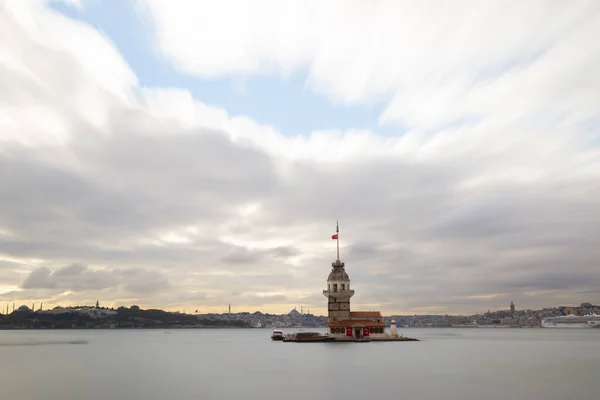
[1,328,599,400]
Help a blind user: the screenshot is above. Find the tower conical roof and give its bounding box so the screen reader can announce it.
[327,260,349,281]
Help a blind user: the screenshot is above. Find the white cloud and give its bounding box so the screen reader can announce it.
[0,0,137,144]
[1,1,600,314]
[140,0,600,131]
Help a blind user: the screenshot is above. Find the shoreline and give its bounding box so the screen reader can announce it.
[0,326,328,331]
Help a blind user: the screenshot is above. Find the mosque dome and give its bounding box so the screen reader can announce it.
[17,305,31,312]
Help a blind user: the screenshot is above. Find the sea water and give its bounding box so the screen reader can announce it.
[1,328,598,400]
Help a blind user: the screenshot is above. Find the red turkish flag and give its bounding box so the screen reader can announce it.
[346,327,352,336]
[363,327,370,337]
[332,234,338,239]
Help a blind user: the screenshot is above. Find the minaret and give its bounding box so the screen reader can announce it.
[323,221,354,322]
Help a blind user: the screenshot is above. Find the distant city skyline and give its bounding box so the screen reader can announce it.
[2,299,598,319]
[1,1,600,315]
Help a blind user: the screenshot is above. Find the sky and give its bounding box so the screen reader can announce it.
[1,0,600,316]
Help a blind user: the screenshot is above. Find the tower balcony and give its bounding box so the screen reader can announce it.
[323,289,355,298]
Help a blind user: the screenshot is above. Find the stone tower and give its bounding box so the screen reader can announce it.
[510,301,515,315]
[323,259,355,322]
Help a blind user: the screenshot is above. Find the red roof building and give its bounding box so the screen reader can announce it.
[322,253,387,338]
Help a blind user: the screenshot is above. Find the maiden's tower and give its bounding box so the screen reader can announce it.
[323,222,387,339]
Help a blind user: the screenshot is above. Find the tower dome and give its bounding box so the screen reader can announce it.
[327,260,350,281]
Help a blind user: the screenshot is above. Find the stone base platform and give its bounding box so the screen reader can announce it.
[369,336,419,342]
[330,335,419,342]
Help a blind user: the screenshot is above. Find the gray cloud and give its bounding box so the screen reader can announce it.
[221,246,261,265]
[5,264,171,302]
[21,268,57,289]
[20,264,115,291]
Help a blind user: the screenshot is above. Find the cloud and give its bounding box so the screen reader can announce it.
[1,1,599,314]
[140,0,600,130]
[20,268,57,289]
[2,263,171,302]
[21,264,118,291]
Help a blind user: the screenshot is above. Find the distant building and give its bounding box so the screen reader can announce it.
[75,307,117,319]
[288,308,301,318]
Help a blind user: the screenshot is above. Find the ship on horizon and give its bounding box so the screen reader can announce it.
[541,314,600,328]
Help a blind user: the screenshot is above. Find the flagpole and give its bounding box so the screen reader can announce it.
[336,220,340,261]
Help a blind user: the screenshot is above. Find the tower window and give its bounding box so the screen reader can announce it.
[341,284,345,291]
[333,284,337,292]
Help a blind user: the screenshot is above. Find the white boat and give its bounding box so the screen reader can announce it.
[271,329,284,341]
[541,313,600,328]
